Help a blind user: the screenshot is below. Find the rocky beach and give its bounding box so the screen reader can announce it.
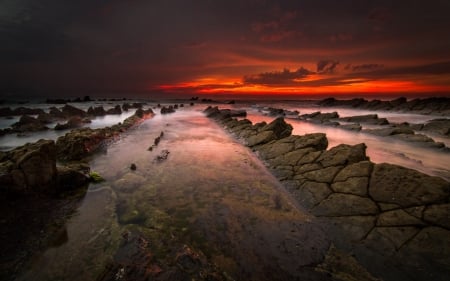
[0,97,449,281]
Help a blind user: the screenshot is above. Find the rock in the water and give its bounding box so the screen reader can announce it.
[54,116,85,130]
[11,115,48,132]
[422,119,450,135]
[61,104,87,117]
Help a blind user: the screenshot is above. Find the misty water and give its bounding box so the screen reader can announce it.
[15,109,327,280]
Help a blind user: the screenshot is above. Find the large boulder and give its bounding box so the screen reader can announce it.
[0,140,57,193]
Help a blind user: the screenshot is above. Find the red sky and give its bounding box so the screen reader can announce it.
[1,0,450,98]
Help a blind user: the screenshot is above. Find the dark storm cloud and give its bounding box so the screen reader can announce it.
[243,67,314,85]
[317,60,339,74]
[1,0,450,95]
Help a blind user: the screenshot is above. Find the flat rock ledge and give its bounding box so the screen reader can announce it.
[205,106,450,281]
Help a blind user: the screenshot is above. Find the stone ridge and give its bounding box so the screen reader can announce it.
[204,106,450,281]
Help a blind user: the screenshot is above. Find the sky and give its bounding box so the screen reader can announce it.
[1,0,450,98]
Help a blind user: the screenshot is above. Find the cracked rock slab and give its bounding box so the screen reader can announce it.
[312,193,379,216]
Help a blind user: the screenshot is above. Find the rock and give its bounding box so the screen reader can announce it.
[334,161,373,181]
[422,119,450,135]
[366,226,420,251]
[339,114,389,125]
[49,107,65,118]
[36,112,53,124]
[392,133,445,148]
[324,216,376,242]
[294,133,328,151]
[296,181,332,209]
[61,104,87,117]
[312,193,379,216]
[340,123,362,131]
[300,111,339,123]
[11,115,48,132]
[56,128,107,161]
[106,105,122,115]
[369,163,450,207]
[54,116,85,130]
[56,165,90,192]
[331,177,369,196]
[87,106,106,116]
[377,209,425,226]
[318,143,368,168]
[423,204,450,229]
[303,166,343,183]
[246,131,276,147]
[154,150,170,162]
[364,127,415,136]
[0,140,58,193]
[402,227,450,262]
[261,117,293,139]
[161,105,175,114]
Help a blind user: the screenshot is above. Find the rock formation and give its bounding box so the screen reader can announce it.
[205,106,450,281]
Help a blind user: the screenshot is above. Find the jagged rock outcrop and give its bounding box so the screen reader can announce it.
[56,108,154,161]
[205,107,450,281]
[0,140,89,194]
[11,115,48,132]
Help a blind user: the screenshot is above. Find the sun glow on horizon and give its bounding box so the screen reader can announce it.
[156,77,450,96]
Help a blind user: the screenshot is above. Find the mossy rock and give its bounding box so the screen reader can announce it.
[89,171,105,183]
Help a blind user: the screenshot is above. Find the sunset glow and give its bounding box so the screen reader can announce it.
[157,76,450,96]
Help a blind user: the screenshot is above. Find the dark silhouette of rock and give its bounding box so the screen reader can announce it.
[54,116,85,130]
[87,106,106,116]
[49,107,65,118]
[339,114,389,125]
[318,97,450,115]
[161,105,175,114]
[130,163,137,170]
[106,105,122,115]
[11,115,48,132]
[61,104,87,117]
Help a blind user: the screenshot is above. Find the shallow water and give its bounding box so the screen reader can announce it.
[15,109,328,281]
